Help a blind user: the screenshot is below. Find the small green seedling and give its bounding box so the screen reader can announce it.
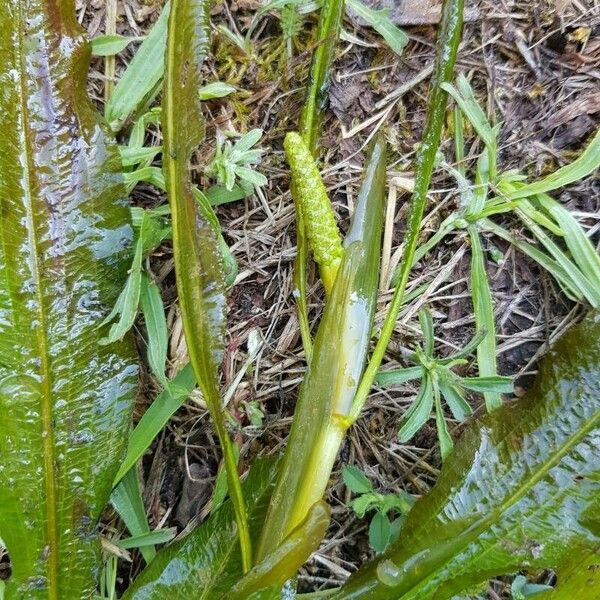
[343,466,415,554]
[376,308,513,460]
[206,128,268,194]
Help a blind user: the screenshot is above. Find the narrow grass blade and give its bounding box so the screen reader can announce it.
[140,274,169,387]
[111,470,156,564]
[113,363,196,485]
[444,329,487,361]
[352,0,464,417]
[536,193,600,289]
[116,528,176,550]
[399,375,434,442]
[162,0,251,570]
[106,2,170,131]
[346,0,408,55]
[0,4,137,596]
[468,225,502,410]
[503,128,600,200]
[432,375,453,460]
[441,74,496,151]
[481,219,583,302]
[375,366,425,386]
[460,375,513,394]
[515,207,600,306]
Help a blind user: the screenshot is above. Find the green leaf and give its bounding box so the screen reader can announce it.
[418,308,435,357]
[438,380,472,421]
[433,375,453,460]
[535,193,600,298]
[503,128,600,200]
[205,184,249,206]
[198,81,237,100]
[468,226,502,411]
[140,274,169,387]
[91,34,143,56]
[0,4,137,597]
[106,2,170,130]
[375,366,426,387]
[441,74,497,151]
[343,466,373,495]
[119,145,162,167]
[162,0,251,570]
[100,212,160,344]
[369,512,392,554]
[113,363,197,486]
[122,458,279,599]
[331,314,600,599]
[398,375,434,442]
[346,0,408,56]
[116,528,177,550]
[460,375,513,394]
[350,494,380,519]
[111,470,156,564]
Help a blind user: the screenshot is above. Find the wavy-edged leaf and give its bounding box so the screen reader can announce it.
[122,458,279,600]
[162,0,251,569]
[332,314,600,599]
[0,2,137,597]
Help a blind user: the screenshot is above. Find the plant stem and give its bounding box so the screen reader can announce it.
[292,0,346,360]
[257,136,387,561]
[104,0,117,102]
[350,0,465,423]
[163,0,251,572]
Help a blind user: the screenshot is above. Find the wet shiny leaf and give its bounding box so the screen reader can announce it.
[332,314,600,599]
[122,458,278,599]
[0,1,137,597]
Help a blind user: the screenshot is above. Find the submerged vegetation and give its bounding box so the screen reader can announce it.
[0,0,598,599]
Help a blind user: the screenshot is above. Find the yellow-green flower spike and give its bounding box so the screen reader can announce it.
[284,131,343,294]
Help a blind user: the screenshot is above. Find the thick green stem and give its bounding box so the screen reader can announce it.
[350,0,464,423]
[257,136,387,560]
